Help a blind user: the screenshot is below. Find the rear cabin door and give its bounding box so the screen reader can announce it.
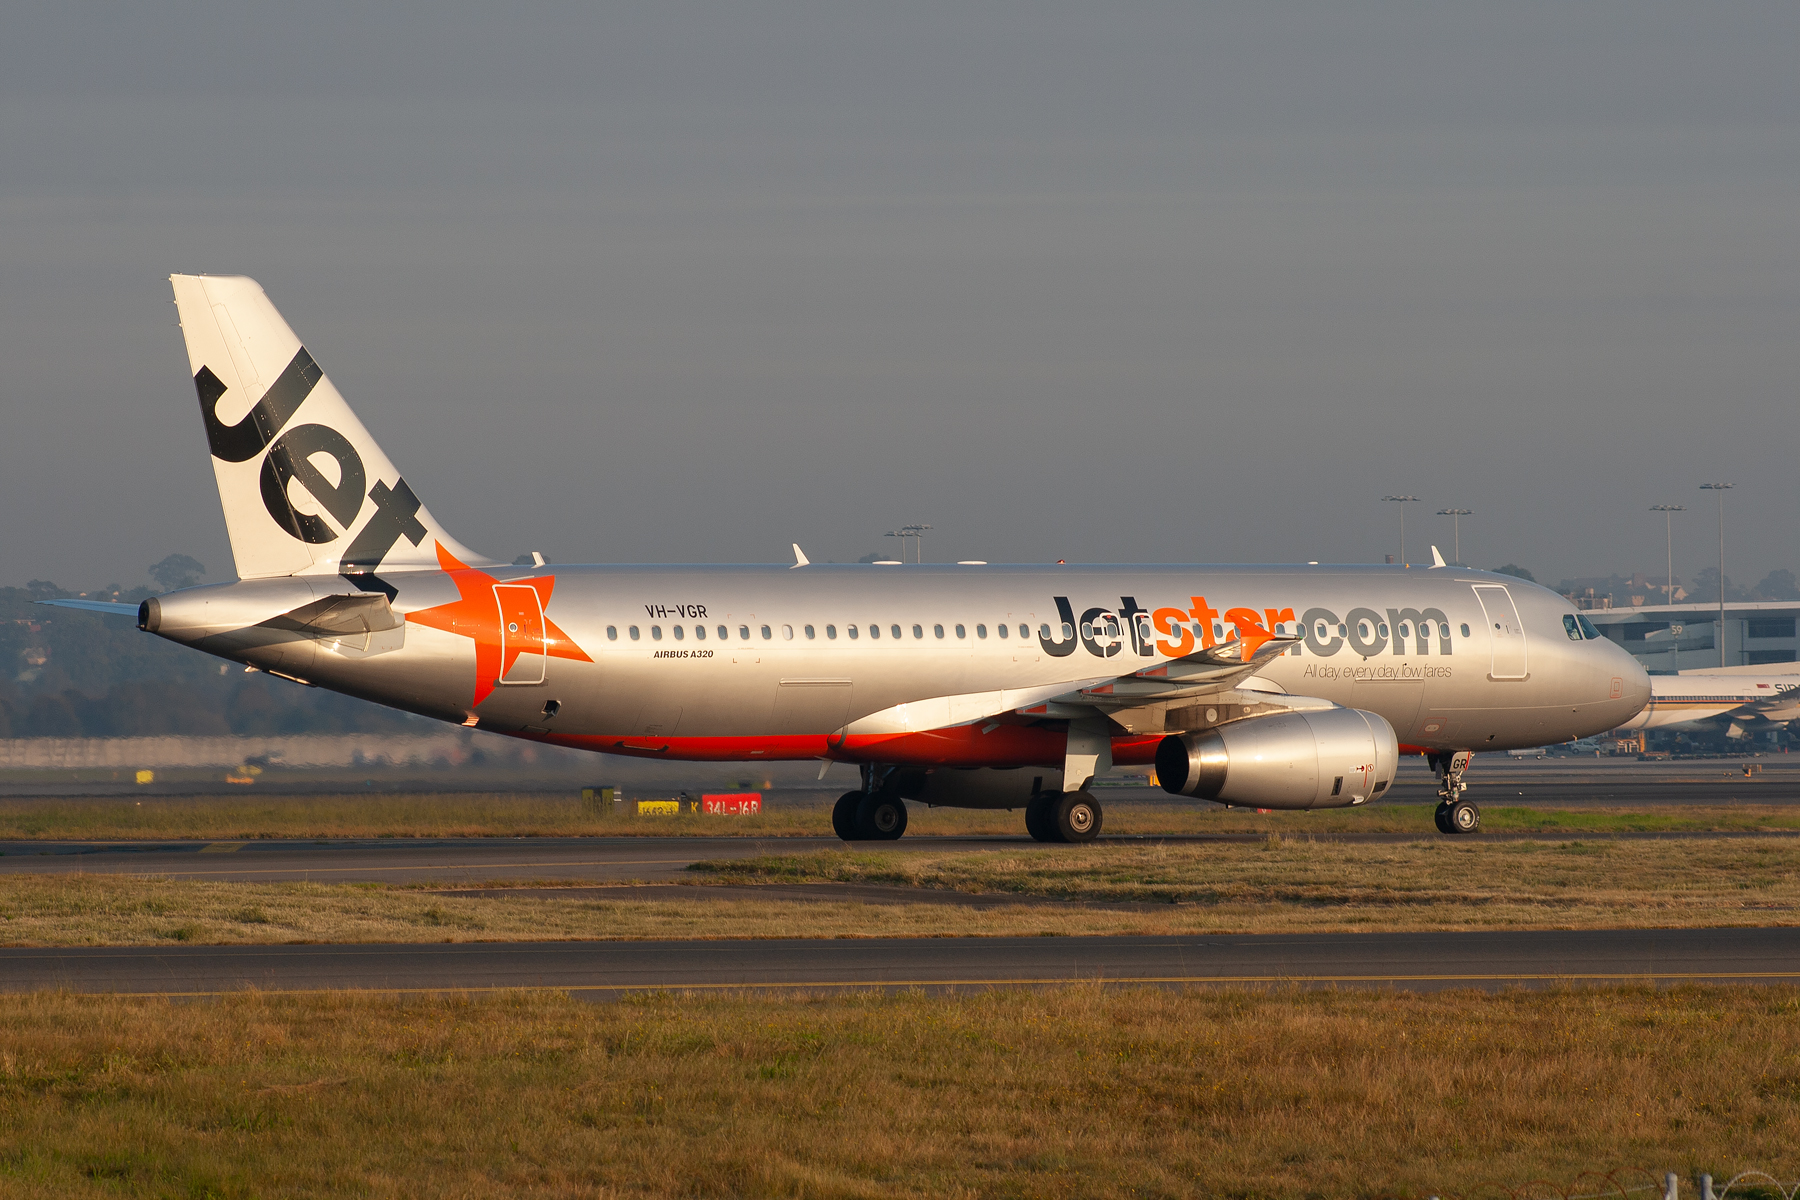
[494,584,547,685]
[1472,584,1528,680]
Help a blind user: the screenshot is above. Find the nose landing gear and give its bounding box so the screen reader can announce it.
[1429,750,1480,835]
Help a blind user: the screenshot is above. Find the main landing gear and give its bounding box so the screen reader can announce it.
[1025,790,1103,844]
[832,789,908,842]
[1429,750,1479,835]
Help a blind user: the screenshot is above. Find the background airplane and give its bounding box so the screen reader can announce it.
[1614,674,1800,741]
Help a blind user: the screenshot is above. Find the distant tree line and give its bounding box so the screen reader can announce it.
[1,573,424,739]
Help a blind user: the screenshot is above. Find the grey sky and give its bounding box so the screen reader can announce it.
[3,2,1795,588]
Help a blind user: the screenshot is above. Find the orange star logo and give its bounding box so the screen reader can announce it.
[405,542,592,707]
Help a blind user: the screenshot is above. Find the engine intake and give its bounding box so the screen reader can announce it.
[1155,707,1399,809]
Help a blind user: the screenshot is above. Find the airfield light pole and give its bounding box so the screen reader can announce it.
[884,524,933,563]
[1437,509,1471,566]
[1382,496,1419,566]
[1650,505,1684,606]
[1700,484,1732,668]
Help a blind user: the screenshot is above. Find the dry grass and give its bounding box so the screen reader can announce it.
[0,874,1136,945]
[694,837,1800,930]
[7,837,1800,945]
[1,985,1796,1198]
[6,791,1800,841]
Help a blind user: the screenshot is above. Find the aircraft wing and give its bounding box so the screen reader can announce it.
[839,636,1307,738]
[1037,635,1304,710]
[1735,689,1800,723]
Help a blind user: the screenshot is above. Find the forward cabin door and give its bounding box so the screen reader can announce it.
[494,584,547,685]
[1472,584,1528,680]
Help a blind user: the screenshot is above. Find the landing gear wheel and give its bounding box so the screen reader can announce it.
[1433,802,1453,834]
[1447,800,1481,835]
[1024,793,1057,842]
[1052,791,1103,843]
[854,793,909,841]
[832,791,861,841]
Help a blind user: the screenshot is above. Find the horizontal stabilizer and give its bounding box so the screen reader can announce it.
[35,598,140,617]
[257,593,400,638]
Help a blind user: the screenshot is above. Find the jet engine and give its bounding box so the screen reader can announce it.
[1154,707,1399,809]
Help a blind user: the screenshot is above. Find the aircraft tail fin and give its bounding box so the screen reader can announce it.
[169,275,487,587]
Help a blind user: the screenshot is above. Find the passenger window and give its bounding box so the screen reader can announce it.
[1105,618,1119,637]
[1460,623,1471,638]
[629,626,640,640]
[953,624,963,638]
[718,625,728,640]
[760,625,772,640]
[869,625,880,639]
[1578,615,1601,640]
[650,626,662,641]
[1061,622,1073,640]
[996,623,1008,639]
[673,625,685,641]
[912,624,923,639]
[1377,623,1388,638]
[695,625,706,640]
[1019,624,1029,639]
[739,625,750,640]
[1316,622,1327,639]
[848,625,859,639]
[892,624,903,640]
[1212,622,1223,640]
[1338,624,1348,637]
[606,626,618,640]
[1397,622,1409,639]
[1081,622,1094,639]
[1357,621,1370,639]
[976,624,987,638]
[782,625,794,640]
[826,624,837,639]
[805,625,815,639]
[934,624,945,638]
[1563,614,1582,641]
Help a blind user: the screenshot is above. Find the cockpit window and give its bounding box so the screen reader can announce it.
[1563,614,1582,641]
[1578,614,1602,640]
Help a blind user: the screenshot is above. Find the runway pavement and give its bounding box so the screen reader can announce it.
[5,927,1797,996]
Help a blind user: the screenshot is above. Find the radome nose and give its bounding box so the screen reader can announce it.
[1602,642,1652,720]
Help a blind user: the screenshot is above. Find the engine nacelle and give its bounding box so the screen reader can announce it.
[1155,707,1399,809]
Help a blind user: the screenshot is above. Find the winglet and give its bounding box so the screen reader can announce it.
[1430,545,1447,568]
[791,544,810,568]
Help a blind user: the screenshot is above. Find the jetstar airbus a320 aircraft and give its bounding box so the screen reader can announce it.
[45,276,1652,840]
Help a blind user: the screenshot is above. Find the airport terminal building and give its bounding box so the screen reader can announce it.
[1583,603,1799,674]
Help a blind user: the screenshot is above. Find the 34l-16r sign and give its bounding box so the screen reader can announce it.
[700,793,763,816]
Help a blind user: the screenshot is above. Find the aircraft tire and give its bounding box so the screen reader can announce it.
[855,793,909,841]
[1433,803,1453,834]
[1024,793,1057,842]
[1447,800,1481,835]
[832,792,862,841]
[1052,791,1103,843]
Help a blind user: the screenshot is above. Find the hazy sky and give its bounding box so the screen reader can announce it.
[3,2,1795,589]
